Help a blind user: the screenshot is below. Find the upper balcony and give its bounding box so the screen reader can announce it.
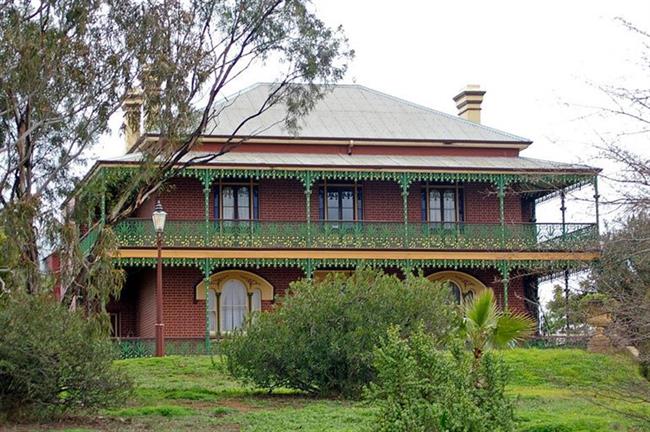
[109,219,599,252]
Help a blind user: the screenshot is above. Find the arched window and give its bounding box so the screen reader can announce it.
[221,279,248,332]
[427,271,488,305]
[251,288,262,311]
[196,270,274,335]
[207,289,217,334]
[448,281,462,304]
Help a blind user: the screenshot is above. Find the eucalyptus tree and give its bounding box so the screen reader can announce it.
[0,0,352,302]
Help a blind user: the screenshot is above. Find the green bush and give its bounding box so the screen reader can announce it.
[367,325,515,432]
[222,268,460,397]
[0,293,131,420]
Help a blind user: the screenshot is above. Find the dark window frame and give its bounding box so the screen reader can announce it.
[421,183,464,224]
[318,181,363,222]
[213,179,259,221]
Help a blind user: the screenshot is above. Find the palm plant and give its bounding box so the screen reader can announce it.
[464,290,534,360]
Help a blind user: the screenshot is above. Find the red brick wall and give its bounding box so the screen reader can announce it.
[422,267,528,316]
[113,264,532,338]
[201,267,305,299]
[259,179,306,221]
[119,266,306,337]
[131,176,528,225]
[137,269,156,338]
[136,177,208,220]
[407,182,422,222]
[463,183,523,224]
[362,181,403,222]
[160,266,206,338]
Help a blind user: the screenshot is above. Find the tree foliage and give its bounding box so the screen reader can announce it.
[0,292,131,420]
[592,214,650,378]
[222,269,460,397]
[367,325,515,432]
[0,0,351,307]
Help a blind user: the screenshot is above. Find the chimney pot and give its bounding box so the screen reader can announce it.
[122,88,143,152]
[453,84,486,123]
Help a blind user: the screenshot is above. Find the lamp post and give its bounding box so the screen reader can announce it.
[152,200,167,357]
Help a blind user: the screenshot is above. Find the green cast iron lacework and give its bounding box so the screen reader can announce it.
[74,165,596,232]
[113,256,592,275]
[83,165,595,200]
[113,219,599,252]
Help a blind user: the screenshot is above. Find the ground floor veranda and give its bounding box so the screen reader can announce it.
[107,261,546,342]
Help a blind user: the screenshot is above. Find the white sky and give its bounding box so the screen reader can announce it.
[97,0,650,306]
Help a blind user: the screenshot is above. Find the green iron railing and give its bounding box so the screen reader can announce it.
[112,337,217,359]
[112,219,599,252]
[79,225,101,256]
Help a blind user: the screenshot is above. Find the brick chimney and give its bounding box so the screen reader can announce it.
[122,88,143,152]
[453,84,486,123]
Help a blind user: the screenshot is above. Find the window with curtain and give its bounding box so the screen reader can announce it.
[207,289,217,334]
[214,181,259,221]
[251,289,262,320]
[318,183,363,222]
[221,279,248,332]
[422,184,463,226]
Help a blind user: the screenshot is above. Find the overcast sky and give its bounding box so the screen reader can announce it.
[97,1,650,304]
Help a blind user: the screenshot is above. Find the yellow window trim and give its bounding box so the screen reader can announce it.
[195,270,274,301]
[427,270,489,295]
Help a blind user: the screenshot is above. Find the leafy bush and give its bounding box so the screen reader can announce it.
[367,325,515,432]
[0,293,131,420]
[222,268,460,397]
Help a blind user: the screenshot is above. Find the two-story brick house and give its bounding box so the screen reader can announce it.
[73,83,600,350]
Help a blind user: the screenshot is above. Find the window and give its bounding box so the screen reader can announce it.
[207,290,217,334]
[447,281,475,304]
[449,281,462,304]
[206,279,263,335]
[214,180,259,220]
[428,271,486,305]
[221,279,248,332]
[421,183,463,226]
[251,289,262,312]
[318,182,363,222]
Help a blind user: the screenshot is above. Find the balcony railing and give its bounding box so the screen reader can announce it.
[111,219,599,252]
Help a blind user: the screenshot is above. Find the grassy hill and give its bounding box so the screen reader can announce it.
[10,349,649,431]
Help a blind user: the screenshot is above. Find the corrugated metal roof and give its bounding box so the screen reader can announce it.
[103,151,595,172]
[205,83,531,143]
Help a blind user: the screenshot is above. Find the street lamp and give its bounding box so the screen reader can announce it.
[152,200,167,357]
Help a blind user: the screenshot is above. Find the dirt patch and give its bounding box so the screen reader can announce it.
[217,399,257,413]
[1,415,133,431]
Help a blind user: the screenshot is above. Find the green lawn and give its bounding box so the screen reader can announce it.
[8,349,650,431]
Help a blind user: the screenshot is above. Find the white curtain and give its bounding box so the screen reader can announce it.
[207,289,217,333]
[251,288,262,311]
[221,279,248,332]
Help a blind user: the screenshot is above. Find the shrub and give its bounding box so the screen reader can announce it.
[222,268,460,397]
[0,292,131,420]
[367,325,515,432]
